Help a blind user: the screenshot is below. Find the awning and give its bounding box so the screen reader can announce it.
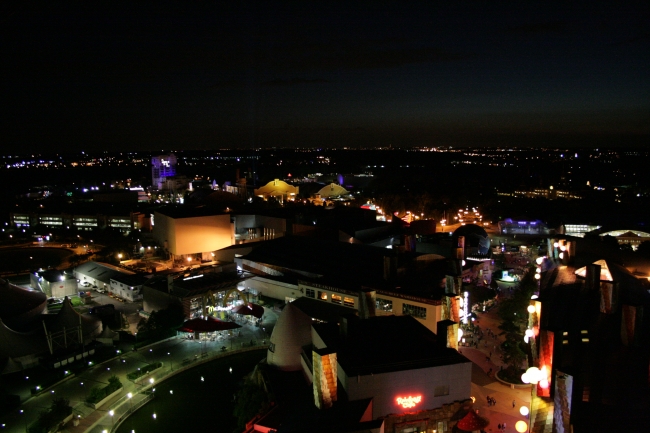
[232,303,264,319]
[179,317,241,333]
[456,409,490,431]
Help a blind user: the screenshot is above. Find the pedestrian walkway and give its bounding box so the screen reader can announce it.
[2,307,275,433]
[461,286,541,433]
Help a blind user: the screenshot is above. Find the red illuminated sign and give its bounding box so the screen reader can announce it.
[396,395,422,409]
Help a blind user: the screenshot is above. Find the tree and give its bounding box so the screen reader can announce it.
[137,304,184,336]
[497,266,537,374]
[233,379,271,429]
[637,241,650,258]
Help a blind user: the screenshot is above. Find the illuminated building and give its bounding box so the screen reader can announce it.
[512,187,582,200]
[498,218,550,235]
[151,154,177,190]
[10,210,149,234]
[254,178,299,202]
[108,274,149,302]
[73,261,136,293]
[560,223,602,238]
[152,206,233,262]
[141,264,251,319]
[598,229,650,251]
[30,270,77,299]
[233,236,464,335]
[530,257,650,431]
[257,310,472,432]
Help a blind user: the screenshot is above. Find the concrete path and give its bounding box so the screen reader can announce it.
[461,285,536,433]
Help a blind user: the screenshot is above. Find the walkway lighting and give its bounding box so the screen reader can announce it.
[520,406,529,416]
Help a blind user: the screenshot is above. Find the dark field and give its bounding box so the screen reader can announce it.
[0,247,71,273]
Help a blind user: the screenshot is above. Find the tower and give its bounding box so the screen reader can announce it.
[151,154,177,190]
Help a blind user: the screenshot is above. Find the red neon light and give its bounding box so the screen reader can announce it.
[396,395,422,409]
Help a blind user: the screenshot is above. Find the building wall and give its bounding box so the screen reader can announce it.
[343,361,471,419]
[73,271,110,290]
[153,212,233,256]
[110,279,142,302]
[245,277,299,301]
[30,274,77,298]
[375,295,442,335]
[51,279,78,299]
[142,286,176,314]
[383,399,469,433]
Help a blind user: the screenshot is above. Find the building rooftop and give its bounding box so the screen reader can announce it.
[290,296,358,323]
[75,261,135,281]
[109,273,151,287]
[242,236,448,301]
[144,271,253,298]
[155,205,228,219]
[314,315,470,376]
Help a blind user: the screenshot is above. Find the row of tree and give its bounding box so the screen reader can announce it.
[497,266,538,382]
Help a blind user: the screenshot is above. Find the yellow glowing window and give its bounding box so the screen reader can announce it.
[331,294,342,304]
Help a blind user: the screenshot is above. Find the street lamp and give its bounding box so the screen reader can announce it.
[109,410,114,429]
[127,392,133,412]
[167,352,173,371]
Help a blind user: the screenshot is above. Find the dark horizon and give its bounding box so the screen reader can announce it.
[2,1,649,152]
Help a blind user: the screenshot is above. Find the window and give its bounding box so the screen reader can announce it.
[318,291,327,301]
[268,343,275,353]
[437,420,448,432]
[305,288,315,298]
[434,385,449,396]
[343,297,355,307]
[331,294,342,304]
[376,298,393,312]
[403,303,427,319]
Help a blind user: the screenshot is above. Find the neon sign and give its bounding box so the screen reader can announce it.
[396,395,422,409]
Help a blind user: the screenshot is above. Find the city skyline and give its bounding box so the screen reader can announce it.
[2,1,649,152]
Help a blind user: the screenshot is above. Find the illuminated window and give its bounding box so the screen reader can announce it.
[331,294,342,304]
[403,303,426,319]
[305,289,315,298]
[376,298,393,312]
[434,385,449,396]
[343,297,355,307]
[318,291,327,301]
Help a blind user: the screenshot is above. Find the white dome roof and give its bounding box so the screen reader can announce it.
[316,183,349,198]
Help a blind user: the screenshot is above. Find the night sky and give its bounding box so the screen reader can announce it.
[2,1,649,152]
